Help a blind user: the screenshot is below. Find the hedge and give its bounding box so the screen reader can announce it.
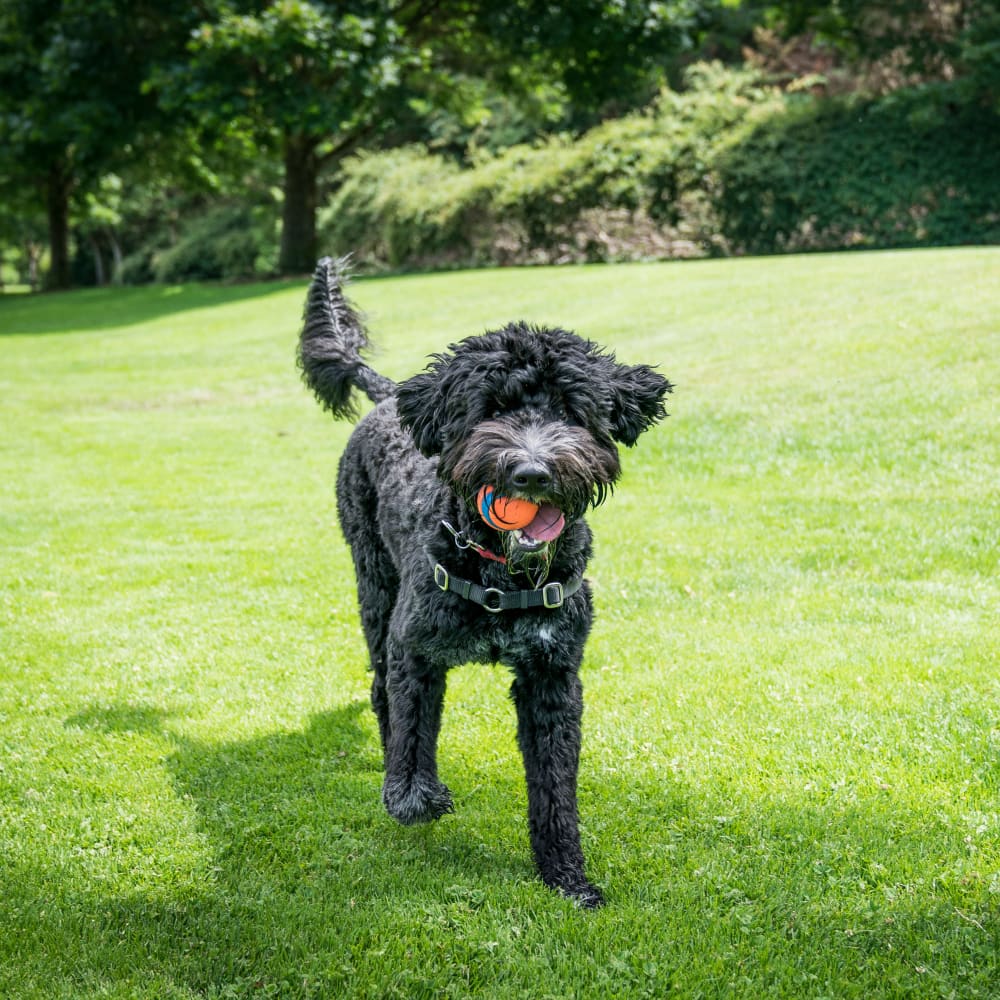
[715,85,1000,253]
[121,201,279,285]
[320,63,782,268]
[319,65,1000,269]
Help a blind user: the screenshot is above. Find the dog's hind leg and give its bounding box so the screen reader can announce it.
[357,563,397,757]
[337,450,398,756]
[380,642,454,825]
[511,667,604,908]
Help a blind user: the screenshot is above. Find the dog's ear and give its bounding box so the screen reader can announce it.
[396,369,446,456]
[608,363,672,445]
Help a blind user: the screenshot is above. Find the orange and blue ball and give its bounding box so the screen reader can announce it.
[476,485,539,531]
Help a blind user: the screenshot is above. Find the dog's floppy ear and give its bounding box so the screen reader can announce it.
[608,363,672,445]
[396,367,447,456]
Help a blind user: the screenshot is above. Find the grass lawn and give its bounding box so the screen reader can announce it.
[1,248,998,998]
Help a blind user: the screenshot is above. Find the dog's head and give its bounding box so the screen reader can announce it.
[396,323,671,563]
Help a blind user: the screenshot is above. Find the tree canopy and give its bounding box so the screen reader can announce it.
[0,0,995,287]
[0,0,195,287]
[155,0,706,273]
[765,0,1000,93]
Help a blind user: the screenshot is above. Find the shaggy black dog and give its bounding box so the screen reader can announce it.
[298,258,671,907]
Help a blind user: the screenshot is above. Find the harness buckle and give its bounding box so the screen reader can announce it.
[433,563,450,592]
[481,587,505,613]
[542,582,565,609]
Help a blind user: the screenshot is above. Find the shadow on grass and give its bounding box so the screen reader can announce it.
[163,700,529,893]
[0,268,417,337]
[4,699,531,996]
[0,278,305,336]
[17,697,994,996]
[65,703,172,734]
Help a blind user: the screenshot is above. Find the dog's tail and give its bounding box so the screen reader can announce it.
[298,256,396,418]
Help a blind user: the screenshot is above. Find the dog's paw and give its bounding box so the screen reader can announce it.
[569,882,605,909]
[545,873,605,909]
[382,776,455,825]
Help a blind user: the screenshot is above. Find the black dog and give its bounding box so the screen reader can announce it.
[298,258,670,906]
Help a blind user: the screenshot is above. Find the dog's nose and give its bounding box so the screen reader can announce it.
[510,463,552,494]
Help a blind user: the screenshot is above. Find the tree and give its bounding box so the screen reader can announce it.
[76,175,125,287]
[160,0,708,275]
[0,0,195,288]
[759,0,999,95]
[0,196,46,290]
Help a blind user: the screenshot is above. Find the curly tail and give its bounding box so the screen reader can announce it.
[297,256,396,418]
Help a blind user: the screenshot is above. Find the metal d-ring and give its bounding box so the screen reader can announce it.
[441,520,472,549]
[481,587,505,613]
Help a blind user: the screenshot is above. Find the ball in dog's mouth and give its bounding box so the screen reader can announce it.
[477,486,566,549]
[510,502,565,551]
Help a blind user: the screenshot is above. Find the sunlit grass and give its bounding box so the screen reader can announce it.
[1,248,998,998]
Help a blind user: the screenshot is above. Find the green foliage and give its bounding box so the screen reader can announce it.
[137,202,279,284]
[153,0,710,274]
[4,2,996,285]
[319,147,467,268]
[1,250,998,998]
[0,199,46,289]
[0,0,197,286]
[0,0,186,173]
[170,2,407,144]
[761,0,1000,98]
[320,63,1000,268]
[471,0,713,118]
[958,6,1000,102]
[321,63,782,268]
[715,85,1000,253]
[111,191,281,286]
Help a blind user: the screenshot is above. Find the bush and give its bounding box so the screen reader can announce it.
[319,65,999,270]
[320,63,782,269]
[318,146,480,267]
[120,244,160,285]
[715,84,1000,253]
[146,202,278,283]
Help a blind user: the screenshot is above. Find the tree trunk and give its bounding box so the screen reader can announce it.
[46,163,72,290]
[25,241,41,290]
[279,133,319,275]
[90,235,105,286]
[108,229,123,285]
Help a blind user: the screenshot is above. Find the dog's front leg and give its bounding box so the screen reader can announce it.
[381,650,454,825]
[511,666,604,908]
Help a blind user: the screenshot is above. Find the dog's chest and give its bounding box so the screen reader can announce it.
[446,615,566,669]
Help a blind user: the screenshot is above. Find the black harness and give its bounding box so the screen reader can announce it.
[428,520,582,612]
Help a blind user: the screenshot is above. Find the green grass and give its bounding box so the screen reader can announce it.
[1,248,998,999]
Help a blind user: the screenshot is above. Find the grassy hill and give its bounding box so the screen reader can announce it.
[1,248,998,998]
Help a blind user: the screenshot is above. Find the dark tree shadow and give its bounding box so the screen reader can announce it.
[0,268,417,337]
[0,278,305,336]
[65,703,171,734]
[4,698,534,996]
[17,693,993,997]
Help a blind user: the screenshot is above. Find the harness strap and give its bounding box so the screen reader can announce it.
[427,552,582,613]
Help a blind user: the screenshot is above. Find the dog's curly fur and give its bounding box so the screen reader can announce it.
[298,257,671,907]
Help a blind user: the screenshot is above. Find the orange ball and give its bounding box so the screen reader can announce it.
[476,485,539,531]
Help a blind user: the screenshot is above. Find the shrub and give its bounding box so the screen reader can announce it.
[148,202,278,283]
[715,84,1000,253]
[319,65,999,270]
[320,63,782,269]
